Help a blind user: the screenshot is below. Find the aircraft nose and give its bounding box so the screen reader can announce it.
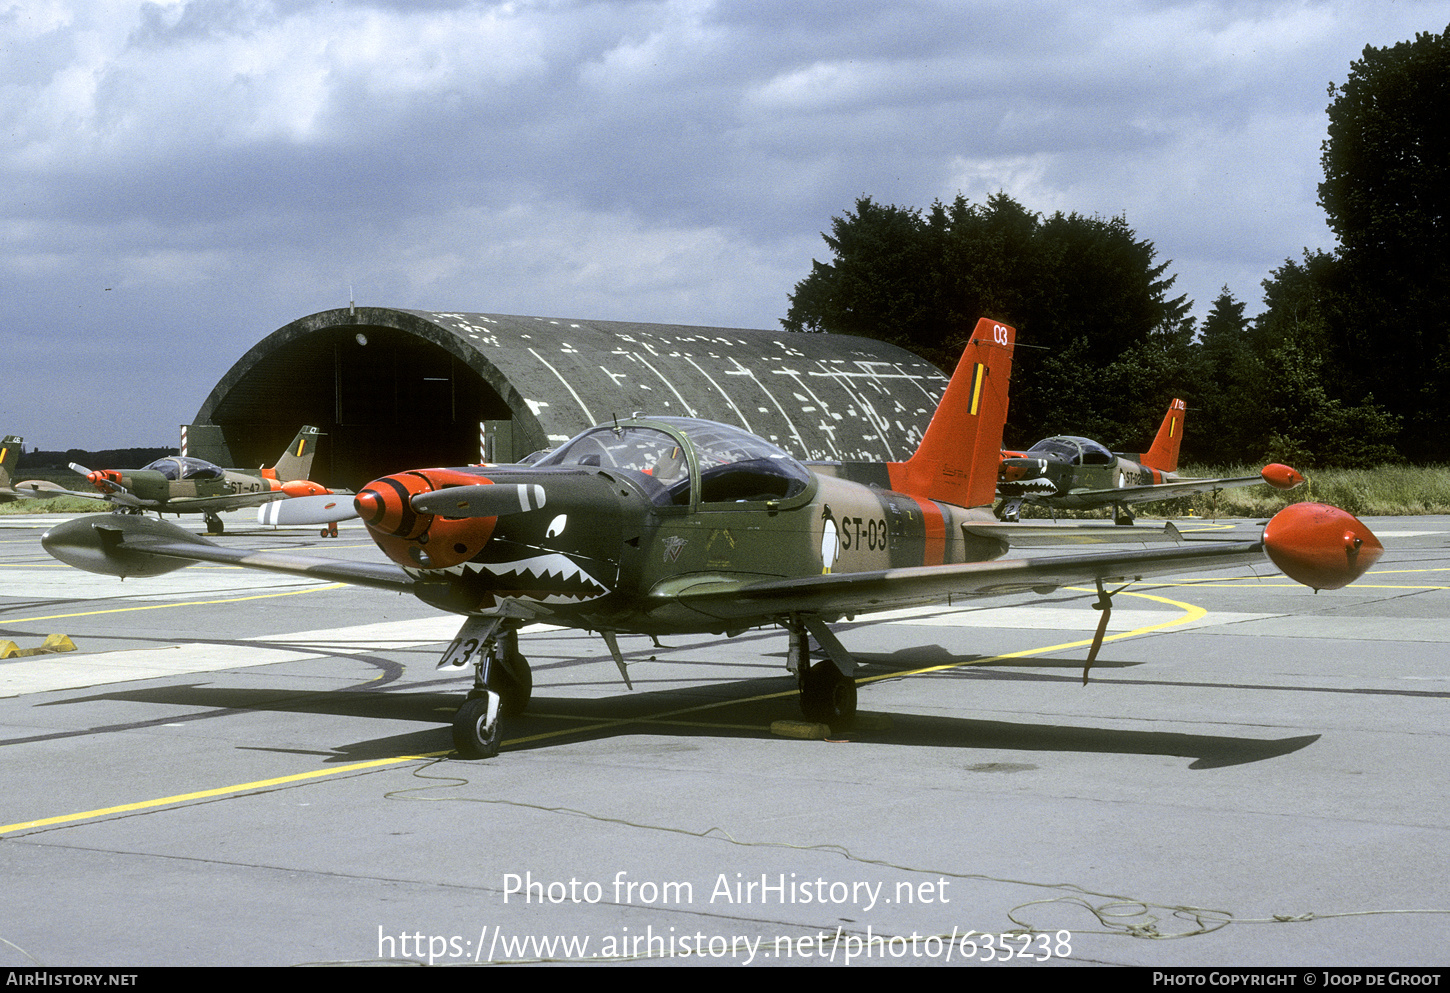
[999,457,1047,482]
[355,475,423,539]
[356,469,504,569]
[354,477,425,539]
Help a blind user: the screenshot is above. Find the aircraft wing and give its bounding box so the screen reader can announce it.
[43,505,1378,626]
[42,514,412,593]
[1064,475,1266,505]
[668,539,1272,622]
[149,490,295,513]
[16,484,130,505]
[963,520,1185,546]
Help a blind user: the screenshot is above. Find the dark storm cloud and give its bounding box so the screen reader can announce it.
[3,0,1448,446]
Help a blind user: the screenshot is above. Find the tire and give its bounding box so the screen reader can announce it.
[800,660,857,730]
[452,694,501,759]
[491,653,533,717]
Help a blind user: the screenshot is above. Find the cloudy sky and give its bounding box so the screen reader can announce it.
[4,0,1447,449]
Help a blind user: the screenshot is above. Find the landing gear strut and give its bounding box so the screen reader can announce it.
[449,620,533,759]
[204,512,225,535]
[996,497,1024,522]
[787,616,858,730]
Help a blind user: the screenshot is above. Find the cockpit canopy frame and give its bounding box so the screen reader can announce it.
[1027,436,1115,467]
[534,417,814,509]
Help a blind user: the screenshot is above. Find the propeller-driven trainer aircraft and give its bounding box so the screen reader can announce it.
[42,320,1382,759]
[0,435,71,502]
[57,426,339,534]
[996,399,1305,524]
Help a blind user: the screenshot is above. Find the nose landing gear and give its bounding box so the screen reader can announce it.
[443,619,532,759]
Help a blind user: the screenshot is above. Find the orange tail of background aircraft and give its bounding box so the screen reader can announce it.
[886,318,1015,508]
[1138,398,1185,473]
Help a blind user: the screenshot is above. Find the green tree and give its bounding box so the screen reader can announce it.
[1188,287,1266,464]
[780,197,938,350]
[783,192,1196,448]
[1255,257,1401,467]
[1314,24,1450,458]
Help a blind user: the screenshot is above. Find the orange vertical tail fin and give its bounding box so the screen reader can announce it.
[886,318,1015,508]
[1140,399,1185,472]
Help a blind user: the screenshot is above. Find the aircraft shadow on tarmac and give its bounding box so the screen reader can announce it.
[30,659,1319,770]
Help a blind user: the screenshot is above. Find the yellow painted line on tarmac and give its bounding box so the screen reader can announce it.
[857,588,1205,684]
[0,589,1205,835]
[505,589,1208,746]
[0,583,347,627]
[0,754,448,836]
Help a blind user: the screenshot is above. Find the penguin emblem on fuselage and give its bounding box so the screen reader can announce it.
[820,503,839,574]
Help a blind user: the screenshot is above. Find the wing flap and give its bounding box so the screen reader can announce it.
[964,520,1184,546]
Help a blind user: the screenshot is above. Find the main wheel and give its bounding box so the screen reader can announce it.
[492,652,533,716]
[800,660,857,730]
[452,693,502,759]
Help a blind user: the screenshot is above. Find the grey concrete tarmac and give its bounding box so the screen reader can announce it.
[0,511,1446,967]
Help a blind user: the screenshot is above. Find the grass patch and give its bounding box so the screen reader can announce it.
[0,495,110,515]
[1014,464,1450,520]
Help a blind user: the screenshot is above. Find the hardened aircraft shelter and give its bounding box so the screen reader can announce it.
[188,307,951,489]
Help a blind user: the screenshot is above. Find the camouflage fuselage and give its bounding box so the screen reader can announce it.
[358,435,1007,635]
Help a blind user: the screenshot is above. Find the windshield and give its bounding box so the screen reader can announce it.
[536,425,687,478]
[1027,436,1114,466]
[536,418,811,505]
[141,456,225,481]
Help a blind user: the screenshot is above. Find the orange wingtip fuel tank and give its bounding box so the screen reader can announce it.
[354,469,498,569]
[1261,464,1306,490]
[280,479,330,497]
[1263,503,1382,591]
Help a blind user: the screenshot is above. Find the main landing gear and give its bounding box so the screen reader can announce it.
[447,620,533,759]
[788,616,858,731]
[204,512,225,535]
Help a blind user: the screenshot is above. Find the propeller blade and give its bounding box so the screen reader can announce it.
[409,483,546,519]
[67,464,146,505]
[258,494,359,527]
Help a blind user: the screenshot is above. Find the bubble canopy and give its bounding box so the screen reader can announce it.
[535,417,812,506]
[1027,436,1115,466]
[140,456,226,481]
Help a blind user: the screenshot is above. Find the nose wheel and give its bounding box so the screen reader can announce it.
[453,691,502,759]
[446,620,532,759]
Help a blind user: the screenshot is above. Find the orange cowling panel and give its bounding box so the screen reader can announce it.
[1263,503,1383,591]
[354,469,498,570]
